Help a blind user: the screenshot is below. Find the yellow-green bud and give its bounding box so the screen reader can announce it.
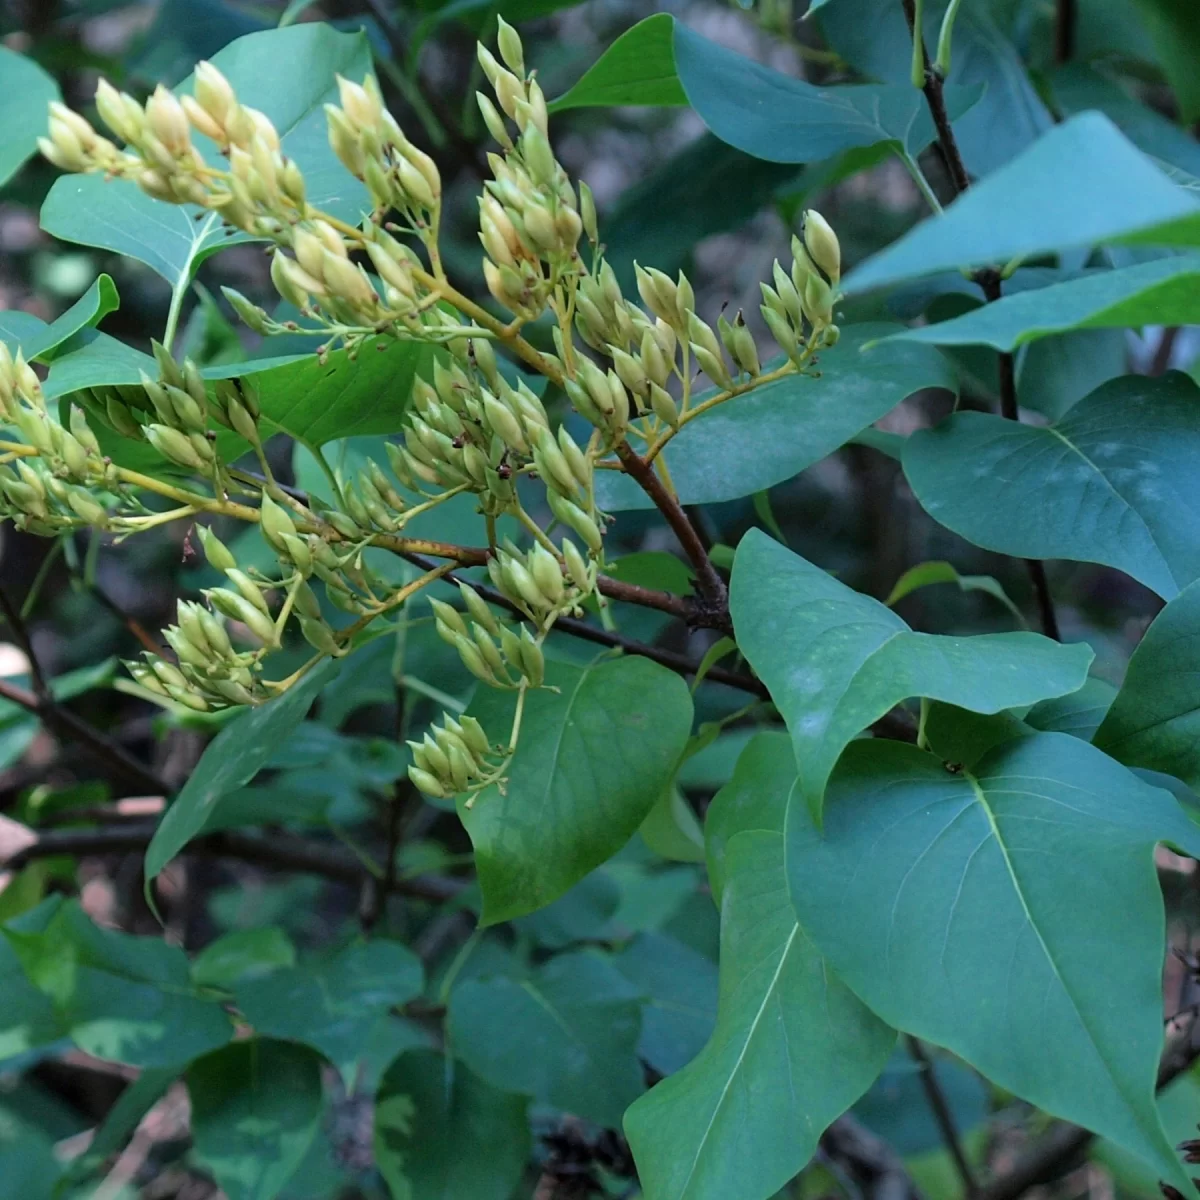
[197,525,237,573]
[803,209,840,284]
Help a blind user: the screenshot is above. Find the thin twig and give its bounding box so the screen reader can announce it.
[401,550,755,693]
[907,1035,979,1196]
[0,584,47,696]
[0,639,168,796]
[399,550,919,742]
[1054,0,1076,64]
[614,442,730,627]
[3,820,463,901]
[822,1114,921,1200]
[976,1036,1200,1200]
[897,9,1061,642]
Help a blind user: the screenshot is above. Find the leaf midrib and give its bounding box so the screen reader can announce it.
[676,923,800,1199]
[962,768,1145,1135]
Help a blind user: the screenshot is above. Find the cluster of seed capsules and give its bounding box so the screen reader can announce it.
[0,344,114,533]
[474,21,587,318]
[389,337,606,551]
[411,537,595,801]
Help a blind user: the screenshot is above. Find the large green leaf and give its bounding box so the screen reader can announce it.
[549,15,685,111]
[843,114,1200,296]
[374,1050,530,1200]
[41,181,233,296]
[903,373,1200,599]
[730,531,1093,819]
[0,47,60,187]
[703,731,794,905]
[816,0,1050,177]
[886,257,1200,352]
[4,901,231,1068]
[614,933,718,1077]
[786,733,1200,1192]
[237,940,423,1085]
[447,950,644,1127]
[460,655,693,924]
[595,325,954,510]
[40,23,370,291]
[625,830,895,1200]
[670,22,976,165]
[1050,65,1200,185]
[0,900,67,1063]
[1095,579,1200,789]
[551,15,975,164]
[20,275,121,363]
[205,340,439,447]
[145,661,338,880]
[187,1039,323,1200]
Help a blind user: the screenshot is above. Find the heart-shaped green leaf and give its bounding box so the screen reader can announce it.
[903,373,1200,600]
[374,1050,530,1200]
[5,900,232,1068]
[551,15,979,165]
[625,826,894,1200]
[187,1039,323,1200]
[0,47,60,187]
[843,114,1200,296]
[1095,578,1200,789]
[461,655,693,924]
[448,950,645,1127]
[786,733,1200,1193]
[730,530,1093,819]
[886,256,1200,352]
[145,661,338,880]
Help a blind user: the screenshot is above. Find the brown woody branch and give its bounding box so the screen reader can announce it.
[0,585,169,796]
[898,2,1061,643]
[614,441,731,629]
[976,1036,1200,1200]
[2,820,462,902]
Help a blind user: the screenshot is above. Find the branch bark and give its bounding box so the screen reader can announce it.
[896,10,1061,642]
[0,653,168,797]
[614,441,730,628]
[3,821,462,902]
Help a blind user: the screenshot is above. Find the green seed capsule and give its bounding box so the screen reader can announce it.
[499,625,524,671]
[472,623,509,677]
[280,533,313,575]
[458,714,491,758]
[164,625,209,670]
[529,543,564,604]
[505,557,548,612]
[225,568,271,615]
[421,733,452,779]
[454,633,498,685]
[482,392,527,453]
[408,764,448,799]
[547,491,604,553]
[518,627,545,687]
[648,383,680,430]
[293,579,322,621]
[197,525,236,573]
[300,615,340,655]
[460,584,501,637]
[561,538,591,594]
[259,492,298,550]
[446,741,473,790]
[429,598,468,639]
